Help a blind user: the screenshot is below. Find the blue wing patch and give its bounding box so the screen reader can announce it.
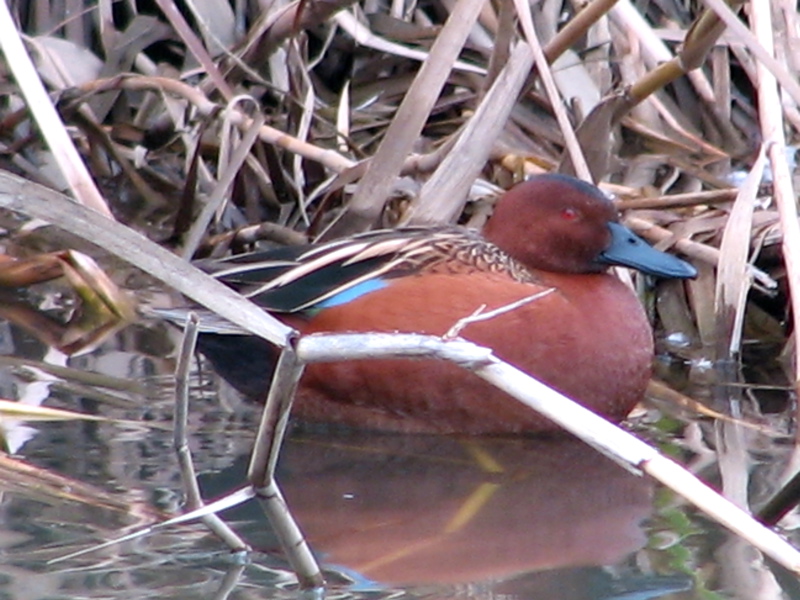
[315,278,389,308]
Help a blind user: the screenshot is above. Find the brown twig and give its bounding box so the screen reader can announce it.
[75,75,355,173]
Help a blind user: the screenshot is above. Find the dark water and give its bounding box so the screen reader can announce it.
[0,290,798,599]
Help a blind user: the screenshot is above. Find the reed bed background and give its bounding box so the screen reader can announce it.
[1,0,797,383]
[1,0,800,589]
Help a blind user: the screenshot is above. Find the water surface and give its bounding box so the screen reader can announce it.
[0,289,797,599]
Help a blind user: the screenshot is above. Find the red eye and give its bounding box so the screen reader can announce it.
[561,207,579,221]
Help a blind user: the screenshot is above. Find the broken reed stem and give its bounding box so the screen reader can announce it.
[0,2,112,217]
[252,479,323,589]
[174,313,249,551]
[248,343,305,487]
[47,486,257,565]
[749,0,800,391]
[327,0,487,235]
[55,329,800,580]
[513,0,591,181]
[246,343,323,588]
[712,146,766,359]
[0,171,292,345]
[406,41,535,224]
[444,289,555,339]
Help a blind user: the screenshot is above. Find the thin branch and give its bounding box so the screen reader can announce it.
[444,289,555,339]
[174,313,249,551]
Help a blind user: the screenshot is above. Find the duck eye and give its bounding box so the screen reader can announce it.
[560,207,579,221]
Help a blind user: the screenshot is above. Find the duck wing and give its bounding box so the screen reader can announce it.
[199,227,489,313]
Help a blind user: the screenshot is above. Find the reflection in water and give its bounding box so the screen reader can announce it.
[0,299,792,599]
[278,430,653,586]
[1,419,692,600]
[196,428,696,599]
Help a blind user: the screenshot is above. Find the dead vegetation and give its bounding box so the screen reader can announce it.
[0,0,795,420]
[2,1,800,588]
[0,1,797,375]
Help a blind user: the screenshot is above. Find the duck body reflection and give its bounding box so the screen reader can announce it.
[269,429,655,588]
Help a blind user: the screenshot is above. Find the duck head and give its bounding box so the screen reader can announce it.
[483,174,697,279]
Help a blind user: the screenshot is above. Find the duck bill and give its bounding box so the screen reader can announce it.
[598,222,697,279]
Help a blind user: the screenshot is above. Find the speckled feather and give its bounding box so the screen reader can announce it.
[201,227,536,313]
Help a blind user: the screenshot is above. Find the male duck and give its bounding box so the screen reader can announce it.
[198,174,696,434]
